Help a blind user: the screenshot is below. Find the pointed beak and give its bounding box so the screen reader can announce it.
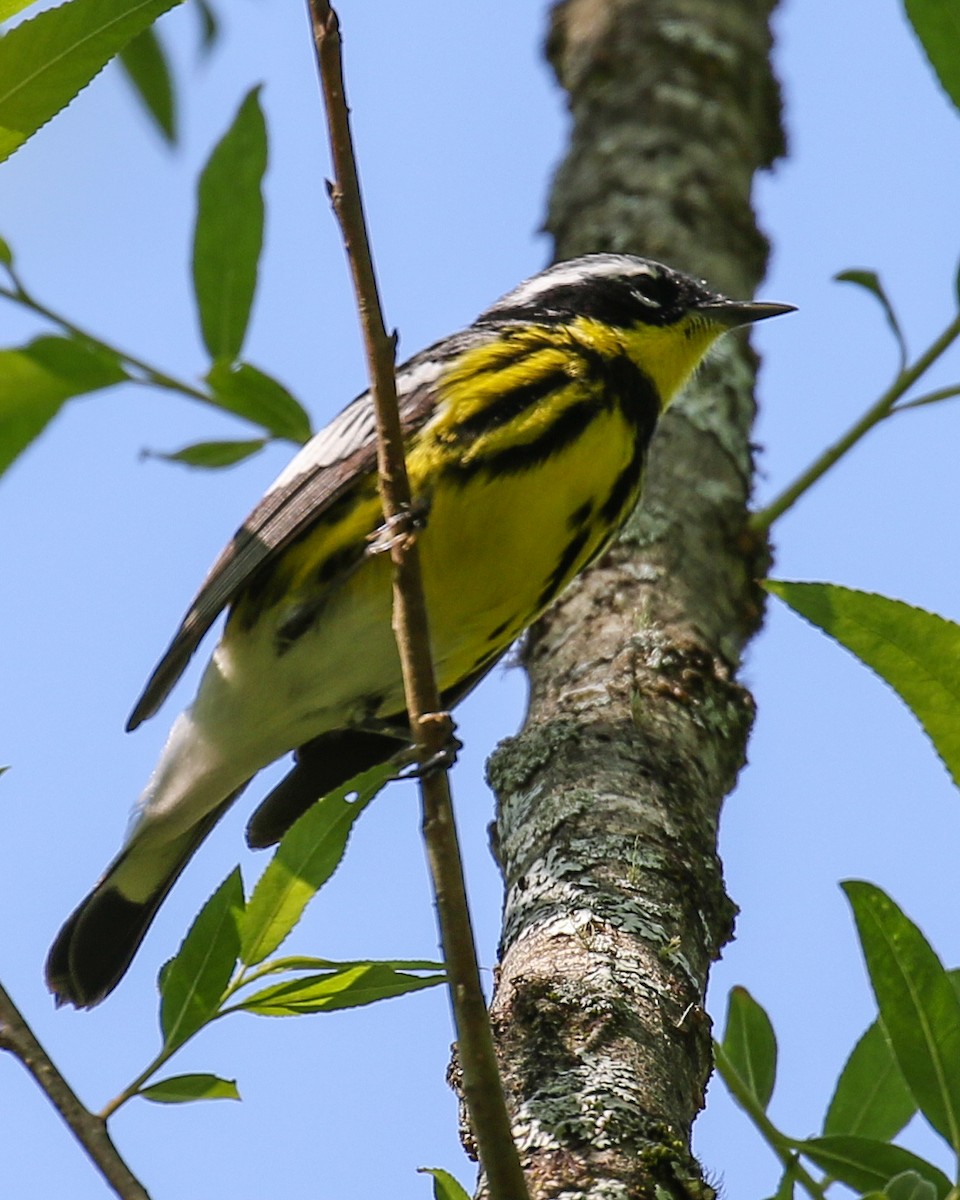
[696,298,797,328]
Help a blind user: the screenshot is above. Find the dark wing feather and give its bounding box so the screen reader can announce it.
[126,352,453,731]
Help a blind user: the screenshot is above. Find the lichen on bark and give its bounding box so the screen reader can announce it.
[481,1,786,1196]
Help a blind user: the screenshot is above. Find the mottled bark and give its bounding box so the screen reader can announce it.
[483,2,785,1196]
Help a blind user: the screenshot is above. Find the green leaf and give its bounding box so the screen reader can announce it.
[192,86,267,361]
[138,1073,240,1104]
[205,360,312,443]
[797,1136,951,1198]
[886,1172,939,1200]
[235,963,445,1017]
[249,955,446,979]
[0,0,42,22]
[0,0,183,163]
[419,1167,473,1200]
[717,986,777,1110]
[0,354,71,474]
[239,760,394,967]
[146,438,267,468]
[160,867,243,1051]
[192,0,217,54]
[835,270,907,367]
[766,582,960,791]
[843,882,960,1152]
[23,334,128,388]
[824,1019,916,1140]
[118,24,175,142]
[0,336,128,476]
[0,233,13,266]
[903,0,960,111]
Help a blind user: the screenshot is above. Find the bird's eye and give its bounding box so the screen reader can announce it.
[630,274,664,308]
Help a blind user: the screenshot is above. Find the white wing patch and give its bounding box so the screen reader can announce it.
[265,396,373,495]
[265,356,448,497]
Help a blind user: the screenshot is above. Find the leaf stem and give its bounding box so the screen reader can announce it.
[0,981,151,1199]
[751,311,960,532]
[99,1042,180,1121]
[104,957,277,1117]
[0,280,212,405]
[714,1042,828,1200]
[305,5,530,1199]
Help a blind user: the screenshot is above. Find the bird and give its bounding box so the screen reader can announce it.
[46,253,793,1007]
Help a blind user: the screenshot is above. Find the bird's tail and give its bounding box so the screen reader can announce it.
[245,728,405,849]
[45,788,246,1008]
[46,692,264,1008]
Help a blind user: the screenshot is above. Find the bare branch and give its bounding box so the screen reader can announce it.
[304,5,529,1197]
[0,981,151,1200]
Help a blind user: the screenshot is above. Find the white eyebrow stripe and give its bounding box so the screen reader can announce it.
[483,254,663,314]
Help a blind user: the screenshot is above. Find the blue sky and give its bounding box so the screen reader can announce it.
[2,2,960,1197]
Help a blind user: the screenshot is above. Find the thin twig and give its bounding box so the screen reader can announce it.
[0,981,151,1200]
[0,281,216,406]
[99,1039,179,1121]
[751,310,960,533]
[305,5,529,1198]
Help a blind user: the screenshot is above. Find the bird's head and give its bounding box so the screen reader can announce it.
[481,253,794,407]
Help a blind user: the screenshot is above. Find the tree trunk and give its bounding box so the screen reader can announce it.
[485,2,785,1195]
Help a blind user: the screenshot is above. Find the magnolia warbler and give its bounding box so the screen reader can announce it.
[46,254,792,1007]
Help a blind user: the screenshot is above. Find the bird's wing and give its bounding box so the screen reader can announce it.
[127,353,450,731]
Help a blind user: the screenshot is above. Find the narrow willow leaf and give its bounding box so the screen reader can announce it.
[0,233,13,266]
[236,964,444,1017]
[717,986,777,1110]
[766,582,960,790]
[797,1136,951,1198]
[419,1167,473,1200]
[118,24,176,142]
[0,354,70,474]
[903,0,960,112]
[205,360,312,443]
[192,86,266,360]
[250,955,445,979]
[239,761,394,967]
[886,1172,939,1200]
[193,0,217,54]
[156,955,173,993]
[843,882,960,1152]
[824,1019,916,1140]
[138,1073,240,1104]
[0,337,127,476]
[0,0,41,22]
[0,0,183,162]
[835,270,907,367]
[24,334,128,388]
[160,867,243,1051]
[146,438,267,468]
